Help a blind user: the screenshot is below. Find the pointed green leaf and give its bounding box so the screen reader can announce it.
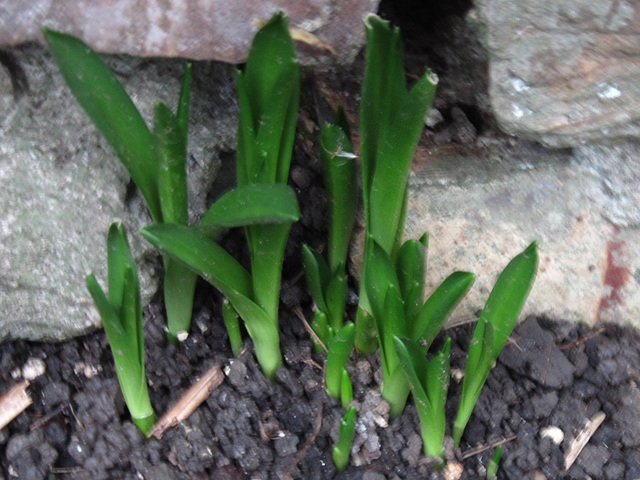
[340,369,354,409]
[106,222,138,312]
[176,63,192,140]
[43,29,161,222]
[154,102,188,225]
[412,271,476,348]
[200,183,299,228]
[325,322,355,399]
[141,224,252,299]
[333,406,357,471]
[394,336,430,403]
[301,244,330,314]
[396,234,428,320]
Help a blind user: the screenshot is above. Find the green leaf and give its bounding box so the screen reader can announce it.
[411,271,476,348]
[200,183,300,228]
[340,369,354,409]
[396,234,428,321]
[302,245,330,314]
[325,270,347,333]
[364,241,401,327]
[163,258,198,342]
[176,63,192,139]
[106,222,138,312]
[141,224,252,299]
[332,406,357,471]
[394,336,430,403]
[321,123,357,273]
[454,242,538,445]
[325,322,355,399]
[154,102,188,226]
[43,29,161,222]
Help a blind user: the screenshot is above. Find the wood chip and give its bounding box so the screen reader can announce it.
[564,411,606,470]
[147,364,223,439]
[0,380,31,429]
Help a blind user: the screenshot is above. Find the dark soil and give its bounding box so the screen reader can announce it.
[3,2,640,480]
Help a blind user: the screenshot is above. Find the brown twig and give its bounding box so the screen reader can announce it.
[558,328,606,350]
[0,380,31,429]
[30,403,67,431]
[564,411,606,470]
[292,306,327,352]
[461,434,517,460]
[147,364,224,439]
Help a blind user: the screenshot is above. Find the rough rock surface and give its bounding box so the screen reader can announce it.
[0,44,236,341]
[0,0,379,67]
[470,0,640,147]
[404,136,640,328]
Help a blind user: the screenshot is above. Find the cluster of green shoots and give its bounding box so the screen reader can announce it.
[46,12,538,475]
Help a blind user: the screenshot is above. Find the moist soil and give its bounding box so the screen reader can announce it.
[3,2,640,479]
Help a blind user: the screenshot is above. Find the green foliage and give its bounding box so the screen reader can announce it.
[355,14,438,353]
[394,336,450,463]
[44,29,198,342]
[365,240,475,418]
[486,445,503,480]
[86,223,156,434]
[453,241,539,445]
[332,406,357,472]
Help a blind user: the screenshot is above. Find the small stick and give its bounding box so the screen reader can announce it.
[0,380,31,429]
[461,434,517,460]
[292,306,327,352]
[564,411,606,470]
[147,364,223,439]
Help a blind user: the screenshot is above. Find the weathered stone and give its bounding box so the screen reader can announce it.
[469,0,640,147]
[0,0,379,67]
[404,137,640,327]
[0,44,236,341]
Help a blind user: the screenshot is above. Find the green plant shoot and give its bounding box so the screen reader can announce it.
[44,29,197,343]
[141,13,300,380]
[325,322,355,407]
[86,223,156,435]
[303,114,357,345]
[141,184,300,379]
[394,336,450,464]
[332,406,357,472]
[355,14,438,353]
[366,239,475,417]
[486,445,503,480]
[453,241,539,445]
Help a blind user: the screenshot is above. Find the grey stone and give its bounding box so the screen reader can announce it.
[0,44,236,341]
[470,0,640,147]
[400,137,640,329]
[0,0,380,68]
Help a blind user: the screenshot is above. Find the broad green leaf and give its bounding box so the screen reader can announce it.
[43,29,161,222]
[164,258,198,341]
[326,270,347,333]
[321,123,357,272]
[411,271,476,348]
[333,406,357,471]
[154,102,188,226]
[394,336,430,403]
[200,184,300,227]
[141,224,252,299]
[106,222,138,312]
[325,322,355,399]
[396,234,428,320]
[302,244,330,314]
[364,241,401,327]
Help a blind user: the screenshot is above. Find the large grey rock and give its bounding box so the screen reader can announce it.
[0,44,237,341]
[0,0,379,67]
[402,136,640,327]
[470,0,640,147]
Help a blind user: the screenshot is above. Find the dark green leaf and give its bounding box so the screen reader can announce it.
[412,271,475,348]
[200,184,300,228]
[396,234,428,320]
[302,244,330,314]
[43,29,161,222]
[326,322,355,399]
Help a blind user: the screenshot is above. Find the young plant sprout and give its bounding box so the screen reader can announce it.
[486,445,503,480]
[394,336,451,464]
[453,241,539,445]
[303,110,357,402]
[44,29,197,343]
[355,14,438,354]
[332,405,357,472]
[366,239,475,417]
[86,223,156,434]
[141,13,300,380]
